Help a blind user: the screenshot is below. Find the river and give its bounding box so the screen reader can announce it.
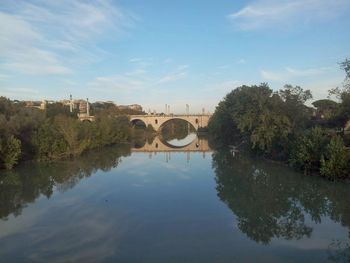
[0,134,349,262]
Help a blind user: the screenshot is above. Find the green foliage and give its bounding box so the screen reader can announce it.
[312,99,339,119]
[32,121,68,160]
[0,135,22,169]
[208,100,240,146]
[340,58,350,88]
[209,84,303,154]
[289,127,329,173]
[209,73,350,179]
[0,97,133,169]
[320,136,349,180]
[54,115,92,155]
[46,103,76,119]
[278,84,313,131]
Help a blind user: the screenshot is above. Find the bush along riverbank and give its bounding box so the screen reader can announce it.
[0,98,138,170]
[208,59,350,181]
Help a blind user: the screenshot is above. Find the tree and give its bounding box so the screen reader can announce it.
[340,58,350,88]
[289,127,329,173]
[320,136,349,180]
[328,59,350,129]
[54,115,90,156]
[0,135,22,169]
[32,121,68,160]
[278,84,313,131]
[209,84,293,154]
[312,99,339,119]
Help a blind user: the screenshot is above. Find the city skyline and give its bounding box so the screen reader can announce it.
[1,0,350,113]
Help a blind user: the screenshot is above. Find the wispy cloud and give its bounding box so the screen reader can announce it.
[128,57,153,68]
[1,87,40,100]
[88,63,190,104]
[228,0,350,30]
[261,66,333,82]
[260,66,343,101]
[207,80,246,92]
[0,1,135,75]
[157,65,189,84]
[157,72,187,84]
[163,58,173,64]
[89,74,147,94]
[237,58,246,64]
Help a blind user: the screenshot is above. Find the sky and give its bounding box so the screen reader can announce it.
[0,0,350,114]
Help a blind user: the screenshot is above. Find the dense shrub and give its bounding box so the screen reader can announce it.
[289,127,329,173]
[320,136,349,180]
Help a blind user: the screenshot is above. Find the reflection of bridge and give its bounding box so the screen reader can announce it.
[129,114,211,131]
[131,137,212,162]
[132,137,211,152]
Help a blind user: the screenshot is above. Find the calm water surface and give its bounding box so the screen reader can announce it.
[0,135,349,262]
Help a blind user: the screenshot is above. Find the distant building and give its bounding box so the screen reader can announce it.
[118,104,142,111]
[25,100,47,110]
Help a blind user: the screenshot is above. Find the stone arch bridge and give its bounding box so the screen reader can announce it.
[129,114,211,131]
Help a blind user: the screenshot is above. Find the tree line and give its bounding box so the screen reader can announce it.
[209,59,350,180]
[0,100,137,169]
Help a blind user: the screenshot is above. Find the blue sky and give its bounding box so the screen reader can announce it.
[0,0,349,113]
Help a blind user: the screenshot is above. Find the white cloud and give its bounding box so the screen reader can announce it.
[285,67,331,77]
[260,66,343,103]
[157,65,189,84]
[228,0,350,30]
[2,48,72,75]
[261,66,333,82]
[176,65,189,71]
[157,72,187,84]
[0,74,10,80]
[129,58,143,63]
[206,80,246,93]
[0,11,70,75]
[0,1,135,75]
[261,70,286,82]
[89,74,146,93]
[237,58,246,64]
[163,58,173,64]
[128,57,153,68]
[0,87,40,100]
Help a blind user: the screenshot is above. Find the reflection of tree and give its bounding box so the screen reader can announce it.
[328,239,350,262]
[0,145,131,220]
[212,150,350,244]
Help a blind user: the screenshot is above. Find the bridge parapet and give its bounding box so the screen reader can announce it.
[129,114,211,131]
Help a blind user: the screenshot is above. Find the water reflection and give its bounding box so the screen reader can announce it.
[0,140,350,262]
[131,134,211,163]
[212,149,350,260]
[0,145,131,221]
[165,133,197,147]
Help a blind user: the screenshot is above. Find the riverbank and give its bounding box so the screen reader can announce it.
[208,82,350,180]
[0,97,138,170]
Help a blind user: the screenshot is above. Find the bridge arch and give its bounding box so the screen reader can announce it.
[158,118,196,132]
[130,118,147,128]
[129,114,211,132]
